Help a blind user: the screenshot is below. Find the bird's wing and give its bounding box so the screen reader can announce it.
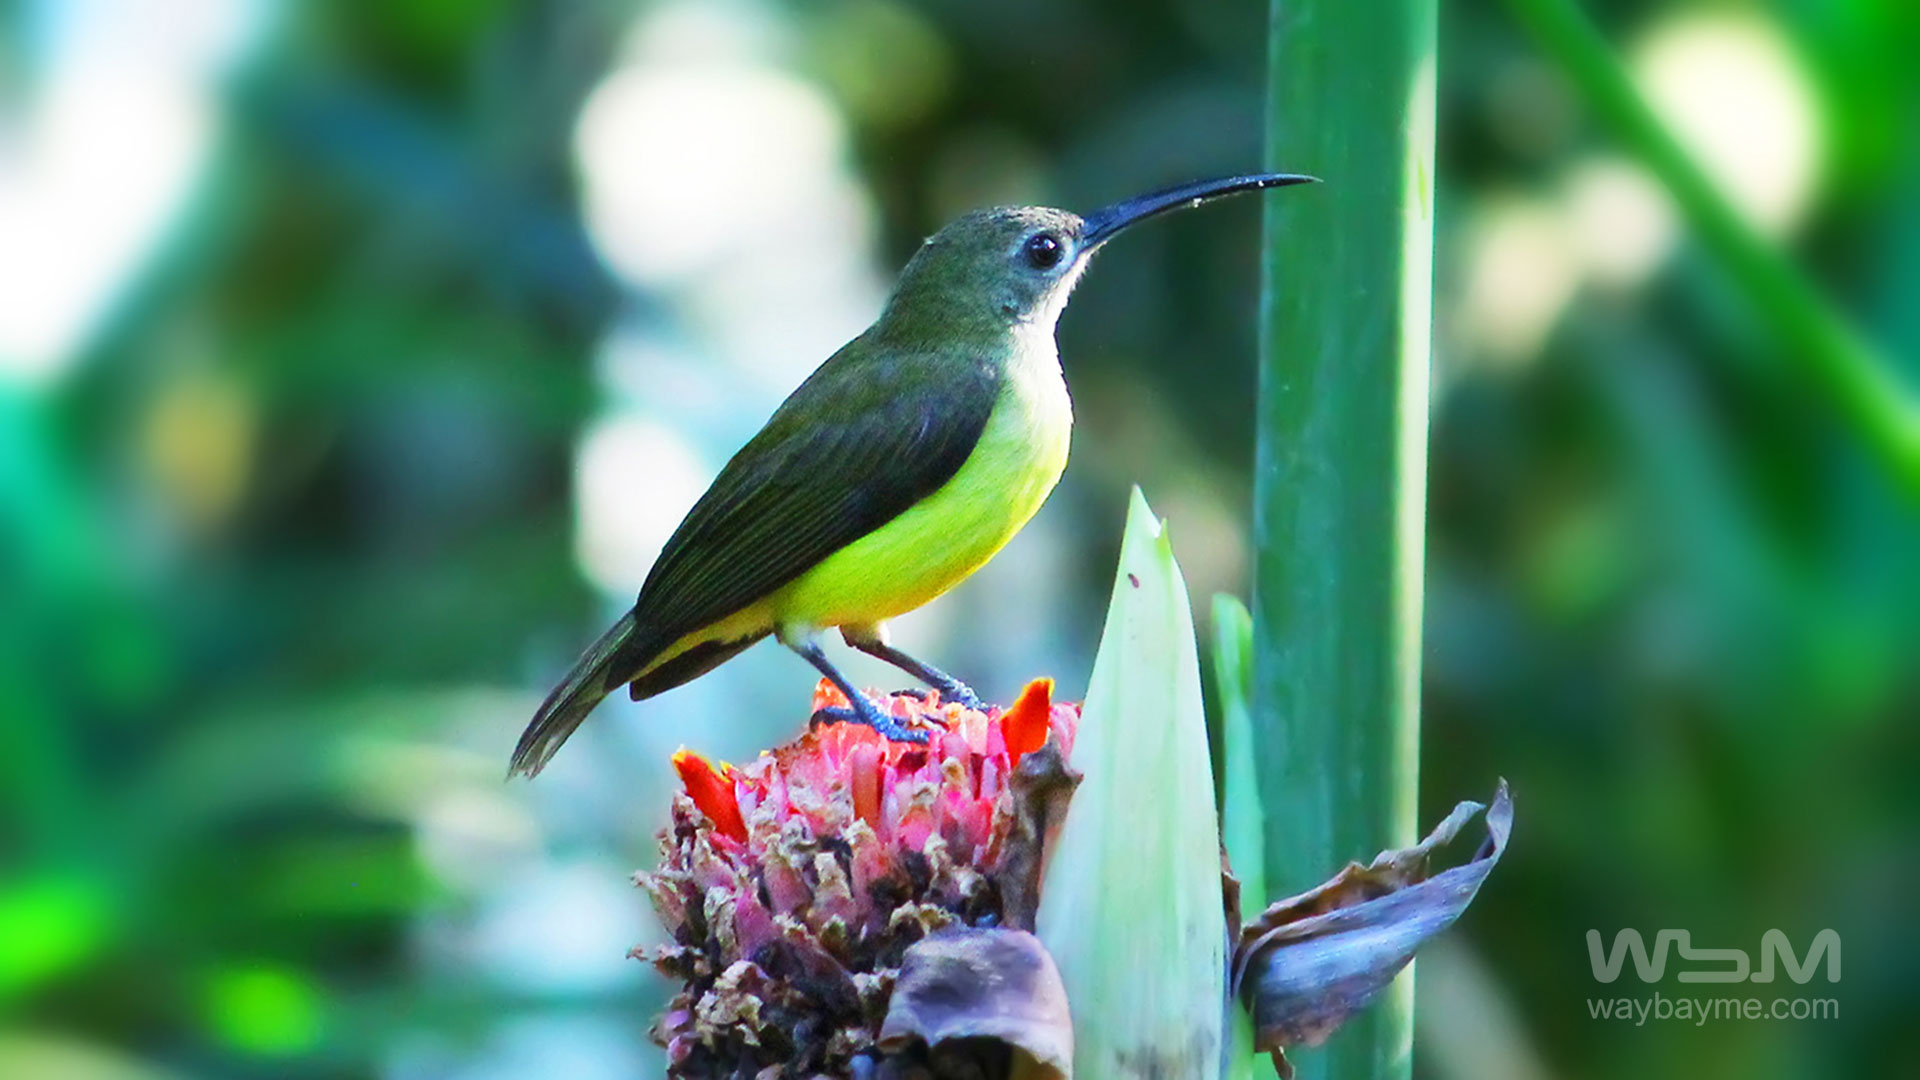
[627,342,1001,651]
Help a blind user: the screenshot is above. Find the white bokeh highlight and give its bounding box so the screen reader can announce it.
[571,0,887,603]
[0,0,262,382]
[1634,10,1823,237]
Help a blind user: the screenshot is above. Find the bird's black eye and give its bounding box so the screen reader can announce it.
[1023,232,1064,270]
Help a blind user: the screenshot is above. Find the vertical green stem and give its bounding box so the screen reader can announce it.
[1254,0,1434,1076]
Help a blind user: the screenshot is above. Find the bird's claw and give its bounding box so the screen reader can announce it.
[809,701,930,744]
[937,681,984,711]
[884,686,961,727]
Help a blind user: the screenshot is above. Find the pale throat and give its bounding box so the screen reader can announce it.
[1007,319,1065,384]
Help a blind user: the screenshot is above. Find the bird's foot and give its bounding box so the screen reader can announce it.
[810,693,929,744]
[931,679,983,711]
[881,687,955,728]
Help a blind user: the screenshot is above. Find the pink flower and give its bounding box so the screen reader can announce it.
[641,679,1079,1078]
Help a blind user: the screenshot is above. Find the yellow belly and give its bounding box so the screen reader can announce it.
[639,347,1071,677]
[773,352,1072,631]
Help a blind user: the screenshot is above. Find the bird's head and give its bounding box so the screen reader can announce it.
[878,172,1317,339]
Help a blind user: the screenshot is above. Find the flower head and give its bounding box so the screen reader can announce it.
[641,679,1079,1078]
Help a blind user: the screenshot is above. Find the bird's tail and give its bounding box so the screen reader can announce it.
[510,611,644,778]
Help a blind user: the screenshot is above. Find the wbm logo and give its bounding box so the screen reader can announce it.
[1586,930,1841,984]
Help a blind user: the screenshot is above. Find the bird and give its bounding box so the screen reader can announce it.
[511,172,1317,777]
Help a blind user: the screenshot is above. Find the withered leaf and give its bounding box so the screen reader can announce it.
[1233,780,1513,1072]
[994,742,1081,932]
[878,927,1073,1080]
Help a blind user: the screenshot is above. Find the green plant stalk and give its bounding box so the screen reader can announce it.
[1255,0,1433,1075]
[1210,595,1275,1080]
[1211,595,1268,920]
[1501,0,1920,494]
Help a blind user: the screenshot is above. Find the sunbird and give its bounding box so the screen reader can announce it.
[512,172,1316,776]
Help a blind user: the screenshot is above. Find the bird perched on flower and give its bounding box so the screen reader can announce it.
[511,173,1315,776]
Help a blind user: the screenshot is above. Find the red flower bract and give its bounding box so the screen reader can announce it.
[640,679,1080,1078]
[672,749,749,843]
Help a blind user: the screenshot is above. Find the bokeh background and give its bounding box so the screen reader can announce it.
[2,0,1914,1078]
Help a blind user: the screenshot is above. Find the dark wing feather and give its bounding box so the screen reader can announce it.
[622,340,1001,663]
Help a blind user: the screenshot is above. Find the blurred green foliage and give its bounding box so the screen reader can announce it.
[1,1,1914,1079]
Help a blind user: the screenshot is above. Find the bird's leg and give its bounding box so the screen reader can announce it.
[841,624,983,710]
[787,638,928,744]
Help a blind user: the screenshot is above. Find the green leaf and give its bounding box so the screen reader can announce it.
[1036,488,1227,1080]
[1210,595,1266,916]
[1210,595,1274,1080]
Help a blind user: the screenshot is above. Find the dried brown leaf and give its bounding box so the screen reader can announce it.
[994,742,1081,932]
[1233,780,1514,1072]
[878,927,1073,1080]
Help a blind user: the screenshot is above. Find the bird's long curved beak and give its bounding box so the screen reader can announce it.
[1078,172,1319,249]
